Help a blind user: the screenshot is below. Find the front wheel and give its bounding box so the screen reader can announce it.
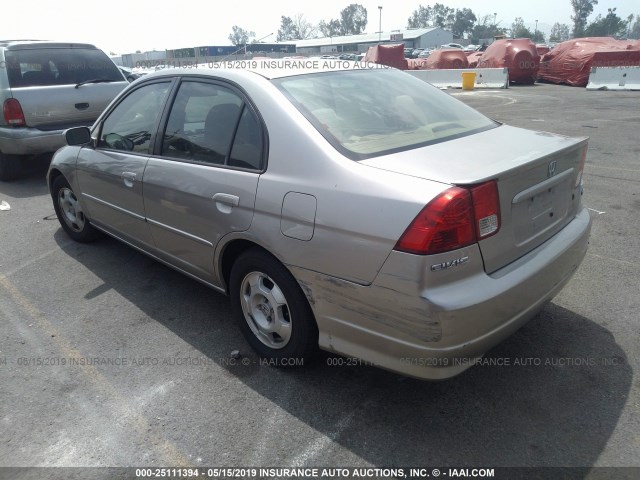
[229,249,318,363]
[51,175,101,242]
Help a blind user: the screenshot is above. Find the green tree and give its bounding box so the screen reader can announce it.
[407,5,432,28]
[629,15,640,39]
[470,14,506,44]
[228,26,255,46]
[293,14,316,39]
[318,19,342,37]
[277,16,297,41]
[532,30,546,43]
[585,8,628,37]
[451,8,477,38]
[432,3,455,30]
[571,0,598,37]
[549,22,571,42]
[510,17,534,38]
[339,4,368,35]
[277,14,316,41]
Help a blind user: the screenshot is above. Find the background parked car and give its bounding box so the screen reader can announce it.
[0,40,127,180]
[441,43,464,49]
[119,66,143,82]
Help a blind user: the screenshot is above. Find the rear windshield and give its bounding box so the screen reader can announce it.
[273,69,497,159]
[5,47,123,87]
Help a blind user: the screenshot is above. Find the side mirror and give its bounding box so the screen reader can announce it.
[65,127,92,146]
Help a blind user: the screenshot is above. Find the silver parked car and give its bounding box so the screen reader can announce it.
[47,65,591,379]
[0,40,128,180]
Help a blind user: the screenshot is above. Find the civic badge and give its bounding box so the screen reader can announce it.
[547,160,557,178]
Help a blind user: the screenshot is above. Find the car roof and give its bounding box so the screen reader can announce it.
[0,40,98,50]
[139,60,388,81]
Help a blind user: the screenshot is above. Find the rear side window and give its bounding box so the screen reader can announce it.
[5,48,123,87]
[161,81,263,169]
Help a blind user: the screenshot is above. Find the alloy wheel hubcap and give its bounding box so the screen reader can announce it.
[58,187,85,232]
[240,271,291,349]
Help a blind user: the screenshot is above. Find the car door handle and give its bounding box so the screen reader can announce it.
[212,193,240,214]
[121,171,137,188]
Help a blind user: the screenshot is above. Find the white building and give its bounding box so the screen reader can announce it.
[292,27,453,54]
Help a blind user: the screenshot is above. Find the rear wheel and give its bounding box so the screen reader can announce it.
[229,249,318,363]
[0,153,23,181]
[51,175,101,242]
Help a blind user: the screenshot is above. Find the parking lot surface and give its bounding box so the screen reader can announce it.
[0,84,639,474]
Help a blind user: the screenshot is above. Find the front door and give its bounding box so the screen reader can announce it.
[76,80,172,249]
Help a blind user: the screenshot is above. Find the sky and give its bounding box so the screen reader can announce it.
[4,0,636,54]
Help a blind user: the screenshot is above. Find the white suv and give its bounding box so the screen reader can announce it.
[0,40,128,180]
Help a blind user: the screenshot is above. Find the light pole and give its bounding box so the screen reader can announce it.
[246,32,272,55]
[535,20,538,40]
[378,6,383,43]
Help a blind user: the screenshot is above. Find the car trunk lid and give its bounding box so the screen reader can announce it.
[8,83,126,127]
[361,125,588,273]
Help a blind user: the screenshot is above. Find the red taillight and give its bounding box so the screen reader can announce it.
[3,98,26,127]
[394,187,475,255]
[470,180,500,240]
[394,181,501,255]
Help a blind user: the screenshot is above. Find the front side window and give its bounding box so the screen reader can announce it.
[98,82,171,154]
[274,69,497,159]
[161,81,263,169]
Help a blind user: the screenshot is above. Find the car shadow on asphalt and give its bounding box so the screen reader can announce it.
[0,155,51,198]
[54,230,631,468]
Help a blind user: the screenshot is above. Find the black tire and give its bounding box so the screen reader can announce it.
[0,153,23,181]
[229,248,319,363]
[51,175,101,242]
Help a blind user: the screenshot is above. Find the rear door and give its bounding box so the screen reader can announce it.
[4,45,127,127]
[142,79,264,284]
[76,80,173,249]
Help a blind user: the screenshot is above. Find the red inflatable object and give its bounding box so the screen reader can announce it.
[363,44,408,70]
[466,51,484,68]
[423,49,469,69]
[478,38,540,84]
[406,58,429,70]
[538,37,640,87]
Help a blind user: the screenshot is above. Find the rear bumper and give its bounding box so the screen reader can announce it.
[292,207,592,380]
[0,124,90,155]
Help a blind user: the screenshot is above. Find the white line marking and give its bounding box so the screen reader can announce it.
[587,208,607,215]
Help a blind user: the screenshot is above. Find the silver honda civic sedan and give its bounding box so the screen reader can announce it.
[47,64,591,379]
